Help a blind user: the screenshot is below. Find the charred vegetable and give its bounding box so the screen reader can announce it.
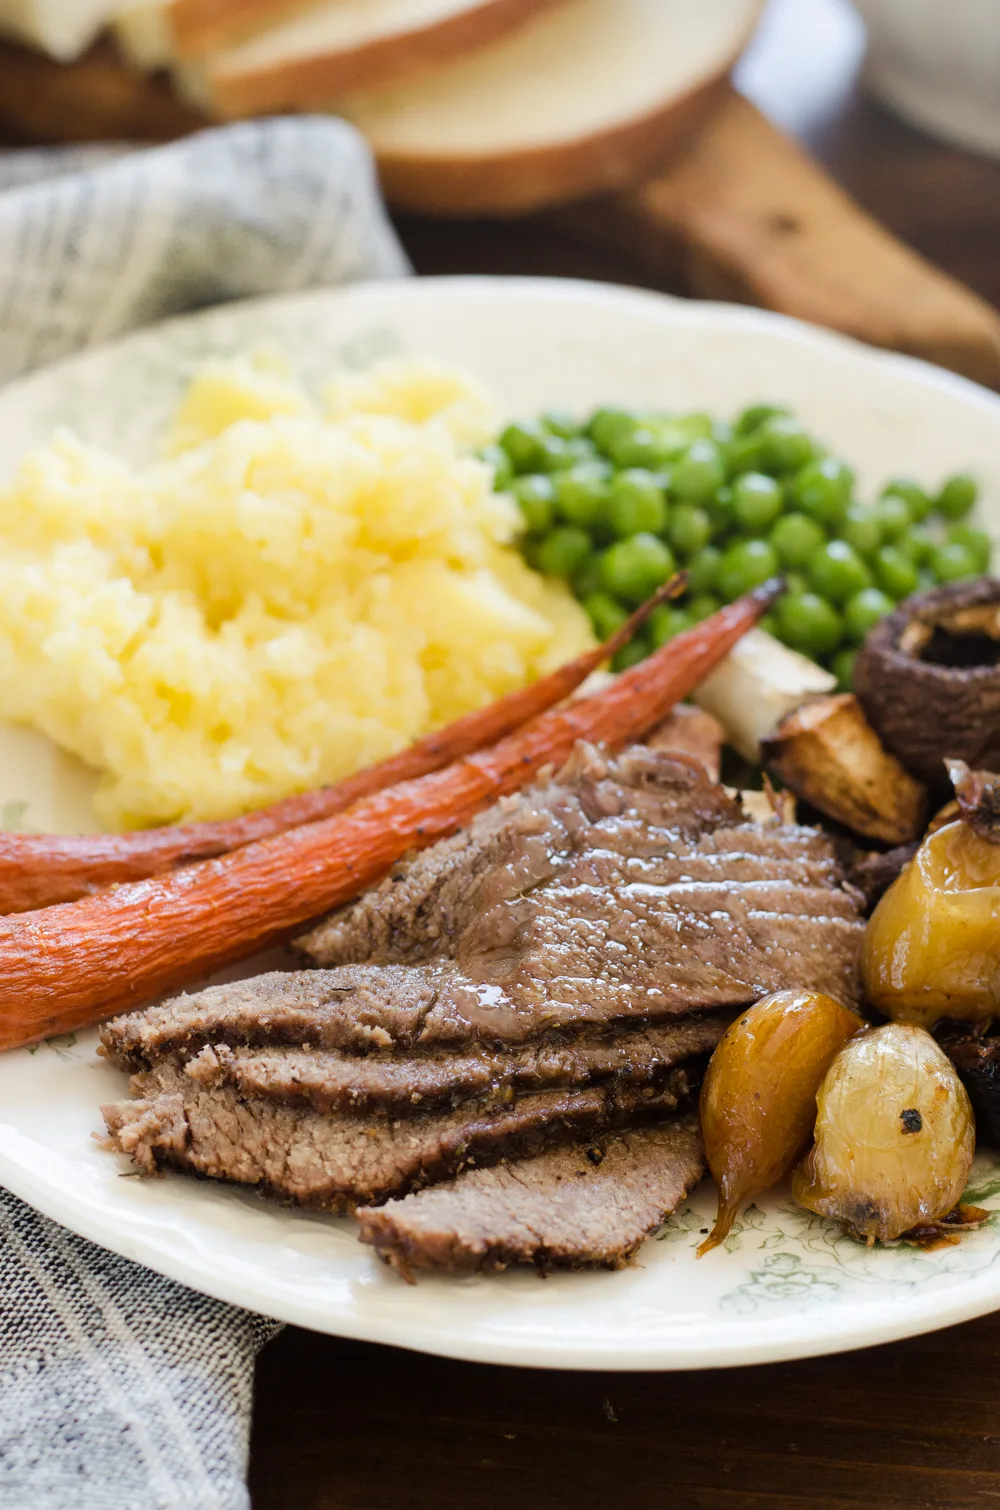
[761,693,927,846]
[855,578,1000,792]
[861,765,1000,1028]
[698,990,861,1254]
[942,1029,1000,1148]
[793,1023,976,1243]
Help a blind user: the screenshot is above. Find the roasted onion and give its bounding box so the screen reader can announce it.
[698,990,861,1253]
[792,1023,975,1243]
[861,819,1000,1028]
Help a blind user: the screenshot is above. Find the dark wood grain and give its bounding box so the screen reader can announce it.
[2,1,1000,1502]
[250,1317,1000,1510]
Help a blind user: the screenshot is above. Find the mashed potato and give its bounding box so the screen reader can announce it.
[0,357,593,830]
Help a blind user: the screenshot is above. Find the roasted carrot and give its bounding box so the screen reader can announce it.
[0,582,681,916]
[0,580,781,1049]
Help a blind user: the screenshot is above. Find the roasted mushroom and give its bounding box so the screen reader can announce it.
[939,1029,1000,1149]
[761,693,927,846]
[854,577,1000,792]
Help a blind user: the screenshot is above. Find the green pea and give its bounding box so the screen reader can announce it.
[832,648,858,691]
[541,434,598,472]
[671,440,727,505]
[649,604,695,648]
[734,402,790,437]
[788,457,853,525]
[613,635,651,673]
[881,478,932,523]
[724,433,764,476]
[542,409,581,440]
[666,504,712,558]
[587,408,634,456]
[686,544,722,595]
[936,473,978,520]
[901,524,938,566]
[776,592,843,658]
[607,424,675,472]
[608,469,667,538]
[930,541,978,584]
[583,591,629,640]
[479,442,514,493]
[573,555,604,599]
[688,593,721,623]
[554,462,611,529]
[873,493,913,541]
[535,526,592,580]
[946,523,992,573]
[499,418,547,473]
[521,537,544,572]
[873,544,920,600]
[716,538,780,601]
[844,587,896,643]
[600,533,676,606]
[771,512,826,569]
[784,571,809,597]
[841,503,882,559]
[756,415,816,476]
[512,474,556,534]
[806,540,872,604]
[705,483,734,529]
[758,612,780,638]
[647,413,713,459]
[732,472,783,532]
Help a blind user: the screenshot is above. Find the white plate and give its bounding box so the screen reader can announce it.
[0,277,998,1372]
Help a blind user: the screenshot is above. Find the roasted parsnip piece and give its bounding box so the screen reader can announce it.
[761,693,927,846]
[692,628,836,762]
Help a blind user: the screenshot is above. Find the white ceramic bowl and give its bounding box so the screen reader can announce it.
[853,0,1000,158]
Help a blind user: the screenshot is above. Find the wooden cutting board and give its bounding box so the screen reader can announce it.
[0,36,998,388]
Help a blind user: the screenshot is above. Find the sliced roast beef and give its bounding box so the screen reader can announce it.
[301,746,748,967]
[179,1013,729,1114]
[300,746,863,1025]
[103,750,861,1072]
[357,1114,704,1275]
[100,967,446,1069]
[101,1062,695,1209]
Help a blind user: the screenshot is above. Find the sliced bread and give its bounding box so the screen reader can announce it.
[195,0,565,117]
[0,0,128,59]
[116,0,312,66]
[344,0,762,216]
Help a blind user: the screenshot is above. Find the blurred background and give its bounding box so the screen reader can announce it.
[0,0,998,387]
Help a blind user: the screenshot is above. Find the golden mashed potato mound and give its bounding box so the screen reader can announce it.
[0,356,594,830]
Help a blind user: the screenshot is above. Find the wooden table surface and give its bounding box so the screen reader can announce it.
[2,0,1000,1504]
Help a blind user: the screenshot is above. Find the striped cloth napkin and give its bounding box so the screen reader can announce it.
[0,116,409,1509]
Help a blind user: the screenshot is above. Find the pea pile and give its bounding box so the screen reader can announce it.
[482,405,993,685]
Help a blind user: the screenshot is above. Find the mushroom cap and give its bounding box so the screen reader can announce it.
[854,577,1000,792]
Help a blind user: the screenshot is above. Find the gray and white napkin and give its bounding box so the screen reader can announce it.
[0,115,409,384]
[0,115,410,1508]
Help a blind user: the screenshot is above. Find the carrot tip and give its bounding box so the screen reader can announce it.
[750,576,787,614]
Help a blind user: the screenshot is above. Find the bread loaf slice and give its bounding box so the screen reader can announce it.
[116,0,310,64]
[344,0,762,215]
[0,0,127,59]
[194,0,565,116]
